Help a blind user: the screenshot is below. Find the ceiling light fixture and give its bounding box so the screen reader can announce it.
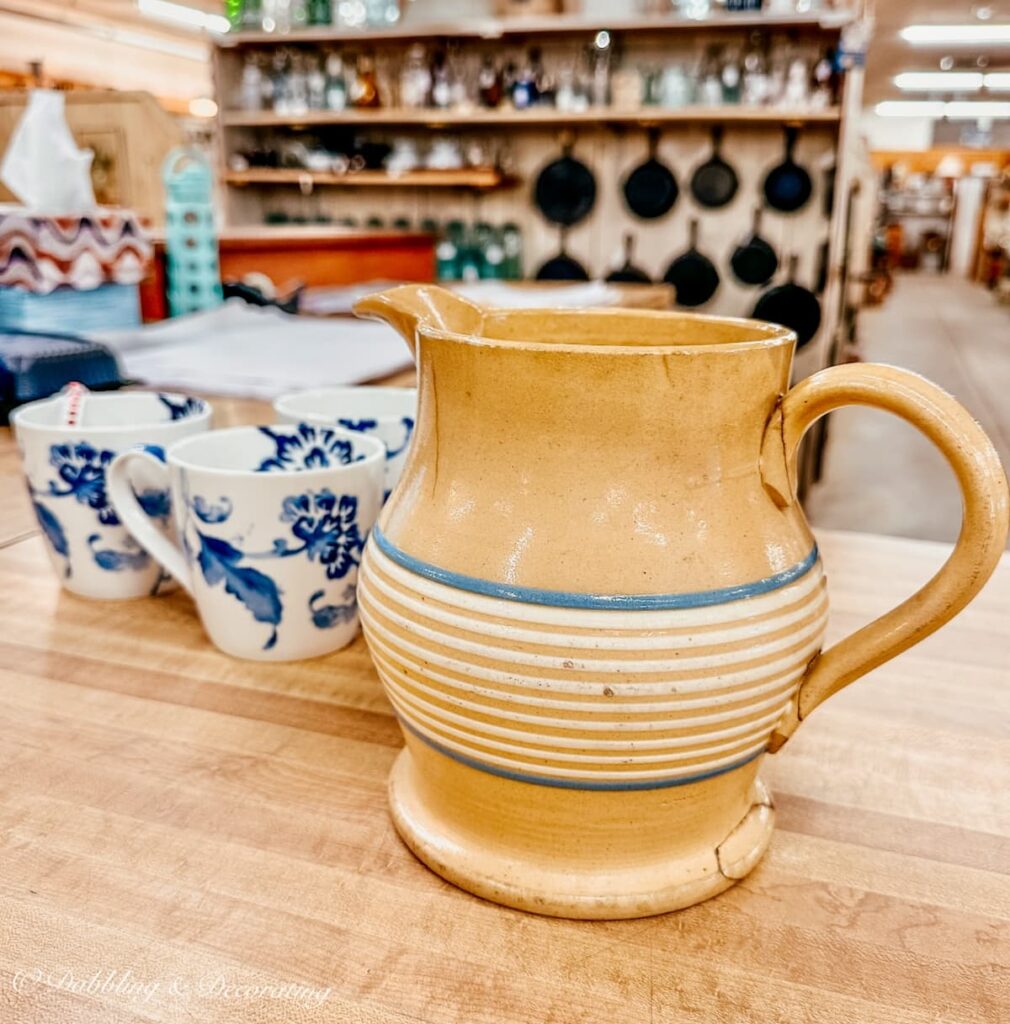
[894,71,984,90]
[137,0,229,34]
[875,101,947,117]
[900,24,1010,45]
[875,99,1010,118]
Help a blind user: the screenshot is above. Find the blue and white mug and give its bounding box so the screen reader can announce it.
[12,391,212,599]
[107,422,384,661]
[273,387,417,498]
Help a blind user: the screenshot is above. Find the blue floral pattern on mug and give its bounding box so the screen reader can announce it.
[88,533,150,572]
[48,442,119,525]
[257,423,361,473]
[192,495,233,524]
[31,498,70,576]
[181,482,366,648]
[337,415,415,461]
[275,489,363,581]
[158,393,204,421]
[310,585,358,629]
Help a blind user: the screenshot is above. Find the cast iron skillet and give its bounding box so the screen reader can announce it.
[536,228,590,281]
[751,254,822,349]
[690,126,738,209]
[623,129,679,220]
[663,219,720,307]
[534,134,596,227]
[763,127,813,213]
[606,234,651,283]
[730,207,778,287]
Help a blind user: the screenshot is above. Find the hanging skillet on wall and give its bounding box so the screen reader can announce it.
[751,254,822,349]
[690,126,738,209]
[622,129,679,220]
[730,207,778,286]
[606,234,651,283]
[534,132,596,227]
[663,219,720,307]
[536,228,590,281]
[763,126,813,213]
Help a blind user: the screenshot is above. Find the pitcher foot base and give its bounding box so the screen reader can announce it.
[387,748,775,920]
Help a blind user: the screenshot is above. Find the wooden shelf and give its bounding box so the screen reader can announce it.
[223,167,513,189]
[217,11,850,46]
[221,106,843,129]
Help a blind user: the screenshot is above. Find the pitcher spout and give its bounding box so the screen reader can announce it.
[353,284,483,354]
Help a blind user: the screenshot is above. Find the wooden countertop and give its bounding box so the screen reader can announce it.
[1,399,1008,1023]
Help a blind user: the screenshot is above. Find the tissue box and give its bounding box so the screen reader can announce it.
[0,206,152,294]
[0,283,141,333]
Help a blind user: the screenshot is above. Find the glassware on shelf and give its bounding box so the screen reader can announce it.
[659,63,692,108]
[238,53,264,111]
[430,50,453,110]
[698,46,724,106]
[307,0,332,25]
[589,31,611,107]
[742,33,770,106]
[351,52,382,108]
[477,57,503,108]
[678,0,711,19]
[365,0,400,25]
[325,53,347,110]
[721,48,743,104]
[511,52,538,110]
[306,55,326,109]
[335,0,367,28]
[400,44,432,109]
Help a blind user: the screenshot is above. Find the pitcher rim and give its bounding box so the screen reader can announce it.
[415,307,798,356]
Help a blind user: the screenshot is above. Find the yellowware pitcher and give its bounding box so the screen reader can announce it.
[354,285,1008,920]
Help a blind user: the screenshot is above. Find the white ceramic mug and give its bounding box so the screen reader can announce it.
[107,422,384,661]
[12,391,212,599]
[273,387,417,499]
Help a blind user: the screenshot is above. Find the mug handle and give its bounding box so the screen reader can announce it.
[107,450,194,596]
[759,363,1009,751]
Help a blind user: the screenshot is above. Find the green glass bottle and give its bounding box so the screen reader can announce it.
[308,0,332,25]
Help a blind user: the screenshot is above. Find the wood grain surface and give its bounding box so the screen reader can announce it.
[0,399,1008,1024]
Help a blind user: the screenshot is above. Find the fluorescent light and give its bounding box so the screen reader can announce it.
[945,100,1010,117]
[875,101,946,117]
[901,24,1010,45]
[137,0,229,34]
[984,72,1010,89]
[894,72,984,91]
[875,99,1010,119]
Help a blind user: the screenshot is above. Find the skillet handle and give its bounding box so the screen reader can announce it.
[759,363,1009,751]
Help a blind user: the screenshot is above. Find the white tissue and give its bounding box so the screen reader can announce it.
[1,90,96,213]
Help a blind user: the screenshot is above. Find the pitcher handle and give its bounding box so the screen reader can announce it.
[107,450,194,596]
[759,363,1009,751]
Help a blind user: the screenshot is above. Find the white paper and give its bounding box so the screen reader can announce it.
[91,301,414,400]
[0,91,96,213]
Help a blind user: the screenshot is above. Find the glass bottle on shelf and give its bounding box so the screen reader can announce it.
[589,32,611,107]
[477,56,502,108]
[721,47,742,105]
[289,0,309,30]
[530,47,554,107]
[240,0,263,28]
[366,0,400,26]
[308,0,332,25]
[742,32,769,106]
[325,53,347,110]
[430,50,453,110]
[226,0,243,29]
[351,52,382,108]
[511,50,538,109]
[238,52,264,111]
[286,51,309,115]
[501,222,522,280]
[306,54,327,109]
[698,46,724,106]
[271,49,291,114]
[400,43,431,109]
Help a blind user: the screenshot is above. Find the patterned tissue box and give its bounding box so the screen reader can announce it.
[0,206,153,294]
